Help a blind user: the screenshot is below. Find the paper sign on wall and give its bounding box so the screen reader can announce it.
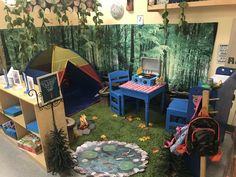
[217,44,228,63]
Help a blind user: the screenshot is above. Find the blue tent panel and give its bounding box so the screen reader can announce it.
[61,61,101,116]
[24,68,49,83]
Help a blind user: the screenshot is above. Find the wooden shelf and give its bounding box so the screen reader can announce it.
[8,114,26,128]
[0,129,46,169]
[22,148,46,170]
[0,84,40,106]
[147,0,236,11]
[28,130,40,137]
[0,110,27,129]
[0,83,68,171]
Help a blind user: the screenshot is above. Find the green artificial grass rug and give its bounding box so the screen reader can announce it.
[70,101,192,177]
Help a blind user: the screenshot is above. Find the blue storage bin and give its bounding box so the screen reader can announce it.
[4,128,17,139]
[2,120,17,139]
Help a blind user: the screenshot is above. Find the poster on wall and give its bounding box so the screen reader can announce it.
[3,23,218,91]
[217,44,228,63]
[37,72,62,106]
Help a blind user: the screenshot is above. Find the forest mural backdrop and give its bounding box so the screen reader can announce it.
[0,23,217,91]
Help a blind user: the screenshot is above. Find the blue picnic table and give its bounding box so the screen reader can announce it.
[119,81,166,127]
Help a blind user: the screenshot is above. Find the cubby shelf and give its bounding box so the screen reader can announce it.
[147,0,236,11]
[0,84,68,171]
[0,129,46,169]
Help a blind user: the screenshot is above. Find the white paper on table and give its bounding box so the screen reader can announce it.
[0,75,6,85]
[0,75,13,86]
[210,74,230,84]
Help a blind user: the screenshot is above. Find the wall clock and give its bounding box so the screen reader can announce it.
[110,2,124,20]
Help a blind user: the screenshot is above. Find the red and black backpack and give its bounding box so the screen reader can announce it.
[165,96,222,160]
[178,116,220,156]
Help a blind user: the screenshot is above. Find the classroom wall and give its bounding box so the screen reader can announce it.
[0,0,236,76]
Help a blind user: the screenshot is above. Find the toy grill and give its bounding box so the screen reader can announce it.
[132,58,161,86]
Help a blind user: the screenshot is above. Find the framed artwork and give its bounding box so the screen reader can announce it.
[27,76,35,90]
[37,72,62,106]
[12,70,22,86]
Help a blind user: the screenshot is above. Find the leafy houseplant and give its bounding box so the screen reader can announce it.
[178,1,188,34]
[160,3,169,82]
[4,0,104,71]
[4,0,39,70]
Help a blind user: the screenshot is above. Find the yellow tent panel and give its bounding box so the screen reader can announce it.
[52,46,88,72]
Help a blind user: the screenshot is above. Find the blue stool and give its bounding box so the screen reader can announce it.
[108,70,129,115]
[166,86,206,132]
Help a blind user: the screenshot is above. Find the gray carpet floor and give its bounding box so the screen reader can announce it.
[0,135,58,177]
[0,130,234,177]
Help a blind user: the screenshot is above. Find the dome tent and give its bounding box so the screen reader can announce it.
[25,46,102,116]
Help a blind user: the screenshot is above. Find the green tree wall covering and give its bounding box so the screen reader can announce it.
[0,23,217,91]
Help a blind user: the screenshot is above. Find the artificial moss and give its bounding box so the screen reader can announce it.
[71,101,170,177]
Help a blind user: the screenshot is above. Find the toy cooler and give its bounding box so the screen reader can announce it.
[132,57,161,86]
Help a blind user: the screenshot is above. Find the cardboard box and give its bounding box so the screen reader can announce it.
[17,133,42,154]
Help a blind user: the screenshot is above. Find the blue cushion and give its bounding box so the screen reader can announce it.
[4,105,22,117]
[26,120,39,134]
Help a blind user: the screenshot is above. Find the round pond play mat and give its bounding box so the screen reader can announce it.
[73,141,149,176]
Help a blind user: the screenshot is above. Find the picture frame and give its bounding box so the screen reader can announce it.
[27,76,35,91]
[12,70,22,87]
[37,72,62,106]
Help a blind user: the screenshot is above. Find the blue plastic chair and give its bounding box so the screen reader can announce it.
[108,70,130,115]
[166,86,206,132]
[215,66,234,76]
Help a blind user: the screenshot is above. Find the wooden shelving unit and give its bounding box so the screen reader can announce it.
[0,84,68,171]
[147,0,236,11]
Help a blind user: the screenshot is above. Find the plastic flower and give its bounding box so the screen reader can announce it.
[126,115,133,122]
[92,116,98,121]
[100,134,107,140]
[138,136,151,142]
[138,123,146,129]
[152,147,159,154]
[143,136,151,140]
[138,137,145,142]
[112,114,118,118]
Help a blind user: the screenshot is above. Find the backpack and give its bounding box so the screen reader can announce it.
[176,116,220,156]
[165,96,221,159]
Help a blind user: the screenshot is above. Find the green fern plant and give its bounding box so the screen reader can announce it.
[48,124,74,175]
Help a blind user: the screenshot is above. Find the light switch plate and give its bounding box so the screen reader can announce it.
[137,15,144,25]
